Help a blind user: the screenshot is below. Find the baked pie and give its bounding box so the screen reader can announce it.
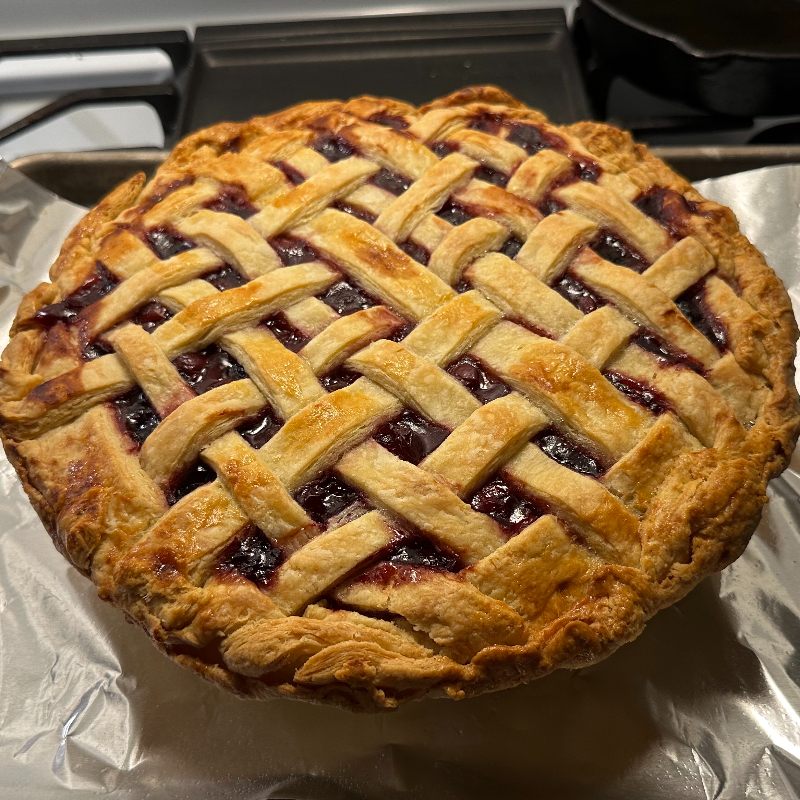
[1,86,797,710]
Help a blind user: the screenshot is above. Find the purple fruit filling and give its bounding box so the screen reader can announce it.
[319,279,379,316]
[374,409,449,464]
[294,474,363,523]
[474,165,509,188]
[387,534,460,571]
[507,123,568,156]
[132,301,173,333]
[537,196,567,217]
[144,226,196,260]
[320,367,361,392]
[467,112,506,135]
[173,345,247,394]
[274,161,306,186]
[216,526,283,587]
[313,134,357,163]
[436,199,474,226]
[500,236,524,259]
[470,476,544,534]
[168,459,216,505]
[82,339,114,361]
[676,280,728,351]
[262,312,309,352]
[554,273,607,314]
[590,230,649,272]
[635,187,698,236]
[533,427,606,477]
[604,371,671,415]
[34,263,119,328]
[371,168,412,195]
[202,265,247,291]
[632,329,704,373]
[447,356,511,404]
[270,235,319,266]
[432,141,458,159]
[367,113,409,130]
[331,201,377,224]
[112,388,160,447]
[398,239,430,266]
[203,186,257,219]
[237,405,282,449]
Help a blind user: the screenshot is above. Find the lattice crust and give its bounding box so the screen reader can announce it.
[1,86,797,712]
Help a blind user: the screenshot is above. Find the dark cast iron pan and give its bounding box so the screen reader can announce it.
[579,0,800,118]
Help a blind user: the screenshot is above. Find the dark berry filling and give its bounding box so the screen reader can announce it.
[168,459,216,505]
[388,323,413,343]
[215,526,283,587]
[604,371,671,415]
[635,187,698,237]
[590,230,649,273]
[237,405,282,449]
[367,113,409,130]
[319,280,379,316]
[173,345,247,394]
[507,123,567,156]
[112,388,160,447]
[331,201,377,224]
[202,265,247,291]
[533,427,606,477]
[398,239,430,266]
[537,196,567,217]
[500,236,524,259]
[274,161,306,186]
[294,474,362,524]
[320,367,361,392]
[467,112,506,135]
[470,476,544,534]
[432,141,458,159]
[576,160,602,183]
[474,165,508,188]
[387,534,460,571]
[447,356,511,404]
[133,300,173,333]
[261,312,309,352]
[454,277,472,294]
[144,226,196,260]
[312,133,357,163]
[224,135,244,154]
[554,273,608,314]
[82,339,114,361]
[203,185,257,219]
[138,177,193,213]
[34,263,119,329]
[374,409,449,465]
[676,280,728,351]
[632,328,704,373]
[270,235,319,266]
[371,168,413,195]
[437,199,474,226]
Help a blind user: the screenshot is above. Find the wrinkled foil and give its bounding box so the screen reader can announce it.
[1,159,800,800]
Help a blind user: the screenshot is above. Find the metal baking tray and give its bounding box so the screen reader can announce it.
[9,145,800,207]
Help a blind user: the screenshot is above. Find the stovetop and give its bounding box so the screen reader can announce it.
[1,3,798,164]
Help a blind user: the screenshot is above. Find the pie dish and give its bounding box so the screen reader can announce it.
[0,86,797,711]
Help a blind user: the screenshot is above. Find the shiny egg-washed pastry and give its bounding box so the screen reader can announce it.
[1,86,797,711]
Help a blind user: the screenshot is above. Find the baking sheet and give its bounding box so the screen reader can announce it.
[0,160,799,799]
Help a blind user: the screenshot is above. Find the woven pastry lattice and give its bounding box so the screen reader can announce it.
[1,87,796,710]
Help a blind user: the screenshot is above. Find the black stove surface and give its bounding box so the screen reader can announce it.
[183,9,591,131]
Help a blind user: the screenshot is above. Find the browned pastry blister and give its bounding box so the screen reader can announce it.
[1,86,797,711]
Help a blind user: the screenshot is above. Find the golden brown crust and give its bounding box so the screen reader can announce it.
[0,86,797,711]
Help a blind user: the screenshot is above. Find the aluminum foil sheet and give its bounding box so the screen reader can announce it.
[0,159,799,800]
